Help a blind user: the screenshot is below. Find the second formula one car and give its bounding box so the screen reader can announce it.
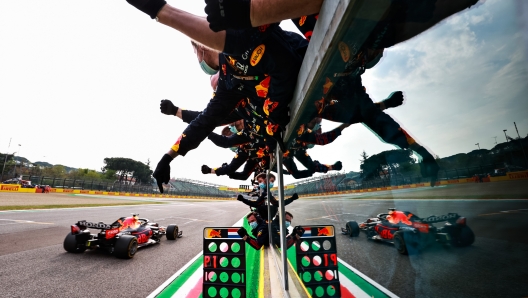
[63,214,182,259]
[341,208,474,255]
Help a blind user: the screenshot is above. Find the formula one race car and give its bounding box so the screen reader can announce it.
[341,208,474,255]
[63,214,182,259]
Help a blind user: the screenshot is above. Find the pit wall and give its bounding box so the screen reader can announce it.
[0,185,233,200]
[298,170,528,197]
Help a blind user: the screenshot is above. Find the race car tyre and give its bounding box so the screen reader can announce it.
[346,221,360,237]
[63,233,86,253]
[451,226,475,247]
[393,231,408,255]
[114,235,138,259]
[166,224,179,240]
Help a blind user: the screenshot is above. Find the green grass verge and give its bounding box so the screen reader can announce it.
[0,201,165,211]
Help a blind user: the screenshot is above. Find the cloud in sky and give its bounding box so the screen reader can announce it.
[0,1,526,186]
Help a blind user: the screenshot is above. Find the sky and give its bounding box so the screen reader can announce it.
[1,0,527,187]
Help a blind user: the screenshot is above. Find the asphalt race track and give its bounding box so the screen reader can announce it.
[286,180,528,297]
[0,198,249,298]
[1,180,527,297]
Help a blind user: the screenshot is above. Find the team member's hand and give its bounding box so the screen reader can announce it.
[201,165,212,174]
[160,100,178,116]
[383,91,404,109]
[237,227,248,238]
[291,193,299,200]
[126,0,167,19]
[204,0,252,32]
[293,226,305,238]
[237,194,244,201]
[153,154,173,193]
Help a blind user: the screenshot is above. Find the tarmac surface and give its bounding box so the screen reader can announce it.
[0,180,527,297]
[0,196,249,298]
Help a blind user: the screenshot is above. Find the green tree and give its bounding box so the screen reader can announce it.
[103,157,152,184]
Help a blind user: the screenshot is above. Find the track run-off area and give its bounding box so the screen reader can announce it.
[0,180,527,297]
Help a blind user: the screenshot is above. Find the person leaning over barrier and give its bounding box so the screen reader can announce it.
[125,0,307,192]
[270,211,305,249]
[204,0,480,51]
[237,211,269,250]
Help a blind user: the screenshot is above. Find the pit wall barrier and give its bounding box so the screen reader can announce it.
[0,184,234,200]
[298,170,528,197]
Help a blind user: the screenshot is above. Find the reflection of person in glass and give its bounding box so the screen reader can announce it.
[271,211,305,249]
[237,212,269,250]
[237,173,299,221]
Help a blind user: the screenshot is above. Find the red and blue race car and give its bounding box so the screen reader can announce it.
[341,208,474,255]
[64,214,182,259]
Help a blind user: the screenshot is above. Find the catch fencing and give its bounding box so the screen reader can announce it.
[1,175,234,198]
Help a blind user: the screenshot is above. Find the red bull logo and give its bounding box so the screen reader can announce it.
[250,44,266,66]
[227,56,237,66]
[263,98,278,115]
[266,123,279,136]
[317,226,333,236]
[387,211,413,225]
[208,229,222,238]
[299,16,307,26]
[323,77,333,94]
[171,134,186,152]
[222,64,226,75]
[255,76,270,98]
[256,148,266,158]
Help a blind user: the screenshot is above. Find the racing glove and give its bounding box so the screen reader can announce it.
[153,154,173,193]
[291,193,299,201]
[237,227,249,238]
[381,91,404,109]
[204,0,252,32]
[201,165,212,174]
[237,194,244,201]
[292,226,305,238]
[126,0,166,19]
[160,99,178,116]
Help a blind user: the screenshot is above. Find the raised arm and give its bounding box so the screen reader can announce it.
[127,0,226,51]
[204,0,323,31]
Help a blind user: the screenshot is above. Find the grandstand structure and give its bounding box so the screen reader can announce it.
[284,172,347,196]
[163,178,236,198]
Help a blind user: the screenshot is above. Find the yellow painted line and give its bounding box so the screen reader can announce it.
[259,247,264,298]
[287,254,312,297]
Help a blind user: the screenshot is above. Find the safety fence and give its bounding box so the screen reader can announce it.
[0,175,235,198]
[284,164,527,196]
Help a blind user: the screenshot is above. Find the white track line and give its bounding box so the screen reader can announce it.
[338,257,399,298]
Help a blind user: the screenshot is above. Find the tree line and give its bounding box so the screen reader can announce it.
[359,135,528,180]
[1,155,153,185]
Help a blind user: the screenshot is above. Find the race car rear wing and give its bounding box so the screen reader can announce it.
[76,220,115,230]
[419,213,461,224]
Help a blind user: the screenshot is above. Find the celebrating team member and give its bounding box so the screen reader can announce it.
[125,0,307,192]
[237,212,269,250]
[204,0,480,51]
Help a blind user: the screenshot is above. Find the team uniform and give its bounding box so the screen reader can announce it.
[291,13,439,182]
[168,25,307,158]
